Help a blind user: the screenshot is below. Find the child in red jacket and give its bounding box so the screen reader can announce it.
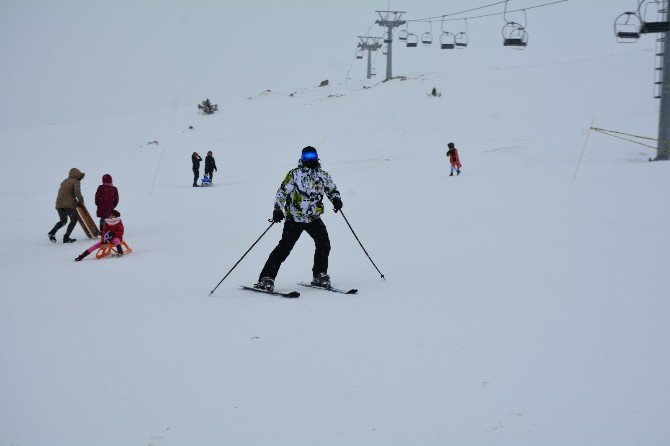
[446,142,462,176]
[74,210,125,261]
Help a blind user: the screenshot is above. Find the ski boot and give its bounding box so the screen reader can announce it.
[115,244,124,256]
[449,172,454,176]
[48,233,57,243]
[311,272,331,288]
[63,237,77,243]
[254,276,275,292]
[75,251,90,262]
[457,169,461,175]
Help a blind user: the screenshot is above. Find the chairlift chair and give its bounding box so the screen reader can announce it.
[398,29,408,41]
[356,50,364,59]
[639,0,670,33]
[370,67,377,77]
[614,12,642,41]
[421,32,433,45]
[454,18,469,48]
[502,2,528,48]
[502,22,528,48]
[440,32,455,49]
[406,33,419,47]
[455,32,469,48]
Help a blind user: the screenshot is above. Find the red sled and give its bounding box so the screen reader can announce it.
[95,241,133,259]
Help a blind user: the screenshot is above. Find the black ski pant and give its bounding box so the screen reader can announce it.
[259,218,331,281]
[49,208,78,239]
[193,168,199,186]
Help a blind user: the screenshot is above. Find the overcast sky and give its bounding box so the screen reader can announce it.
[0,0,654,128]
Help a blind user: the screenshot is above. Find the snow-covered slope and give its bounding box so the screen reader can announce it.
[1,51,669,445]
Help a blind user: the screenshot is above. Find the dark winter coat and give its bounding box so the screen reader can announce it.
[55,168,85,209]
[95,174,119,218]
[192,154,202,170]
[447,148,462,168]
[101,217,124,243]
[204,155,217,173]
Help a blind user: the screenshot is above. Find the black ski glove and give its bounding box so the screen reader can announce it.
[272,209,285,223]
[332,197,343,213]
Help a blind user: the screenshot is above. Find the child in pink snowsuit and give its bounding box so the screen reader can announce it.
[74,210,125,261]
[446,142,462,176]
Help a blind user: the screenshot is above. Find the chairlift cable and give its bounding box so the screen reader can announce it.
[407,0,569,24]
[408,0,508,22]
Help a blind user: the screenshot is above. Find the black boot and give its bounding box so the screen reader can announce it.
[115,244,124,256]
[75,251,90,262]
[63,237,77,243]
[311,272,331,288]
[254,276,274,291]
[48,233,57,243]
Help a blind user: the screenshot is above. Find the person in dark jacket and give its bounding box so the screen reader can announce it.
[94,174,119,232]
[204,150,218,182]
[192,152,202,187]
[48,167,85,243]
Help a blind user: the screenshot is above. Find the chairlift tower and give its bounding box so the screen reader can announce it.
[375,11,406,80]
[358,36,383,79]
[657,30,670,160]
[615,1,670,160]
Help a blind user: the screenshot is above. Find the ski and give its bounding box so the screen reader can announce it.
[240,285,300,298]
[297,282,358,294]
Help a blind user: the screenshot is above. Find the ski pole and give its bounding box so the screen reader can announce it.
[339,210,385,279]
[209,221,275,295]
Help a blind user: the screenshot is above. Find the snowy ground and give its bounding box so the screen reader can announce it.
[2,22,670,446]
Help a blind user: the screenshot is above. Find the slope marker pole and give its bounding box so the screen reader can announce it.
[573,117,595,182]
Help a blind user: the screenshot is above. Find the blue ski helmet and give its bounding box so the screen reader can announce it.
[301,146,319,167]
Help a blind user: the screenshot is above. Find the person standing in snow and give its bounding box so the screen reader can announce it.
[95,174,119,233]
[254,146,343,292]
[446,142,462,176]
[74,210,125,261]
[47,167,85,243]
[204,150,218,183]
[192,152,202,187]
